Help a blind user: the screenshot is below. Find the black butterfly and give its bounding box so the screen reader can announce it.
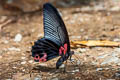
[31,3,74,69]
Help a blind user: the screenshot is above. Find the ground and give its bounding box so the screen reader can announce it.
[1,0,120,80]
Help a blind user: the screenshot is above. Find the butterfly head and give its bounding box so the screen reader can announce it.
[33,53,47,62]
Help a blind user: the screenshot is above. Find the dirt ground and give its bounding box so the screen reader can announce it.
[1,0,120,80]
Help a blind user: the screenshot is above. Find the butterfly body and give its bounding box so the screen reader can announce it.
[31,3,74,69]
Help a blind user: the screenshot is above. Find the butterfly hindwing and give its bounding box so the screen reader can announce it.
[32,38,59,61]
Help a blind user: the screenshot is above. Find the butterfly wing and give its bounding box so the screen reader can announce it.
[32,38,59,61]
[43,3,70,52]
[43,3,71,69]
[32,3,72,69]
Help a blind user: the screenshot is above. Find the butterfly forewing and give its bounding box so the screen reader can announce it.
[43,3,70,52]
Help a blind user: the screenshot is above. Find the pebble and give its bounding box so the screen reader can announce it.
[97,54,109,59]
[92,62,98,65]
[51,78,59,80]
[22,53,25,56]
[80,29,84,32]
[14,33,22,42]
[31,29,35,32]
[71,73,75,74]
[21,61,26,65]
[22,69,25,72]
[118,63,120,66]
[78,48,87,53]
[28,60,33,63]
[77,60,81,65]
[101,56,120,65]
[93,4,105,11]
[13,67,17,69]
[8,47,21,52]
[59,64,65,68]
[113,72,120,78]
[6,79,13,80]
[84,36,89,40]
[7,0,13,4]
[34,77,41,80]
[0,16,7,22]
[96,68,103,71]
[74,69,79,72]
[81,7,93,12]
[113,38,120,42]
[21,57,26,60]
[110,6,120,11]
[4,40,9,44]
[114,48,120,52]
[0,56,2,58]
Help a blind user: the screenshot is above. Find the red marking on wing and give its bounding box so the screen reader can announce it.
[59,43,67,55]
[34,53,47,62]
[39,53,47,62]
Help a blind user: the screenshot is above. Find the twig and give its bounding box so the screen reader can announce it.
[0,19,13,31]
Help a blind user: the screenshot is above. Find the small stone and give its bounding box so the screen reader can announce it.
[7,0,13,4]
[114,48,120,52]
[84,36,89,40]
[101,57,120,65]
[71,72,75,74]
[0,56,2,58]
[71,36,76,39]
[95,47,102,51]
[79,48,87,52]
[113,38,120,42]
[34,77,41,80]
[4,40,9,44]
[51,78,58,80]
[76,36,81,39]
[13,67,16,69]
[21,57,26,60]
[22,69,25,72]
[80,29,84,32]
[81,7,92,12]
[14,33,22,42]
[22,53,25,56]
[77,60,81,65]
[59,64,65,68]
[8,47,21,51]
[97,54,108,59]
[28,60,33,63]
[21,61,26,64]
[96,68,103,71]
[117,63,120,66]
[6,79,13,80]
[74,69,79,72]
[113,72,120,78]
[110,6,120,11]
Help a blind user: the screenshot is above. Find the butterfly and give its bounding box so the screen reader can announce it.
[31,3,74,69]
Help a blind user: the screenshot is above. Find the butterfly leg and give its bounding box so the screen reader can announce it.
[63,60,67,73]
[69,51,74,61]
